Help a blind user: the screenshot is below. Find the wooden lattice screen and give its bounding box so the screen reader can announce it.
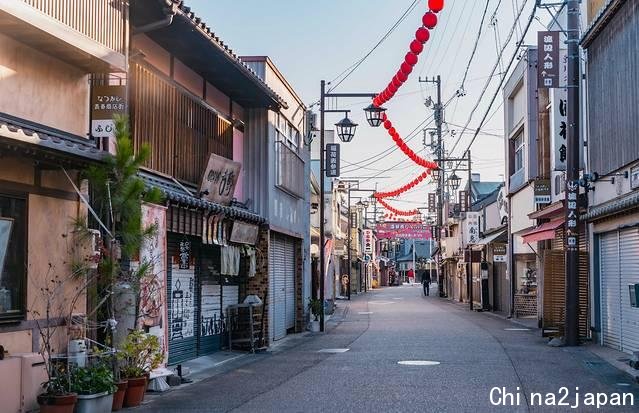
[130,62,233,185]
[542,249,590,338]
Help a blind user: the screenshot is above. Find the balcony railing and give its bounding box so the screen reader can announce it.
[21,0,126,53]
[275,141,304,198]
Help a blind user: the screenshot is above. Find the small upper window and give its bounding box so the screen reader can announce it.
[513,133,524,173]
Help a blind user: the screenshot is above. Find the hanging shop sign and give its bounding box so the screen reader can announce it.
[497,187,508,224]
[428,193,436,213]
[376,222,432,240]
[565,180,579,251]
[362,229,374,254]
[465,212,480,245]
[325,143,340,178]
[459,190,468,212]
[534,179,552,205]
[200,154,241,206]
[91,85,126,142]
[230,221,259,245]
[350,212,358,228]
[538,31,560,89]
[493,244,507,263]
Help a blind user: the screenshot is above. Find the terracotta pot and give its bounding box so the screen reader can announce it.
[37,393,77,413]
[123,377,147,407]
[111,381,128,411]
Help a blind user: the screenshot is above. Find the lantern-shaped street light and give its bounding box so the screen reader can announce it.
[335,116,358,143]
[363,104,387,127]
[431,168,440,181]
[448,172,461,191]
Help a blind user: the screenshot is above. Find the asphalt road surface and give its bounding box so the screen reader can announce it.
[136,285,639,413]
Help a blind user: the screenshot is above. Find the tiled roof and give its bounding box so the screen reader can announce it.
[0,112,105,162]
[140,170,266,225]
[581,190,639,222]
[163,0,288,109]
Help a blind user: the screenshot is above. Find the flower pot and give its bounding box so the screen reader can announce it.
[310,320,320,332]
[37,393,77,413]
[111,381,127,411]
[123,377,147,407]
[75,392,113,413]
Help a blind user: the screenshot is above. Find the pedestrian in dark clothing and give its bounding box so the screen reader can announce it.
[422,274,430,296]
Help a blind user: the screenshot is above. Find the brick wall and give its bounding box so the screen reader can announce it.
[246,225,270,344]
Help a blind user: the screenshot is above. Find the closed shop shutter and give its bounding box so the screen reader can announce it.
[600,231,622,350]
[269,234,297,341]
[167,234,199,365]
[619,227,639,353]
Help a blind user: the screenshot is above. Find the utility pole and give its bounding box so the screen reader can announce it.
[419,75,444,297]
[319,80,326,332]
[564,0,581,346]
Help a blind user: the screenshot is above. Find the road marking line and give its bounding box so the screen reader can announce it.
[318,348,350,353]
[398,360,440,366]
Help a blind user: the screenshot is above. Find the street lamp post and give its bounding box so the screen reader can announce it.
[319,81,384,332]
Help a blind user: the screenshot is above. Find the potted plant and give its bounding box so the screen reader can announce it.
[37,367,77,413]
[111,377,128,412]
[117,330,162,408]
[70,361,116,413]
[308,298,323,332]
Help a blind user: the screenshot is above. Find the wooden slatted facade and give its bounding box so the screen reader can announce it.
[21,0,127,53]
[130,62,233,185]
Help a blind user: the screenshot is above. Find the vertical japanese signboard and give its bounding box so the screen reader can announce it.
[551,49,568,171]
[459,191,468,213]
[200,154,241,206]
[91,85,126,143]
[565,180,579,251]
[428,193,436,213]
[362,229,373,254]
[325,143,340,178]
[538,31,560,88]
[465,212,480,245]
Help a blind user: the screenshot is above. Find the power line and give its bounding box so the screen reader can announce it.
[459,0,493,91]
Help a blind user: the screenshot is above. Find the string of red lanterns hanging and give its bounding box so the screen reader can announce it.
[375,170,430,199]
[377,197,419,217]
[369,0,445,171]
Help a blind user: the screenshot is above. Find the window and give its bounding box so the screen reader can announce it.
[514,133,524,172]
[0,195,26,320]
[275,113,300,151]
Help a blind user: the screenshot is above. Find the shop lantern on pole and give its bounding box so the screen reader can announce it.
[364,104,387,127]
[448,172,461,191]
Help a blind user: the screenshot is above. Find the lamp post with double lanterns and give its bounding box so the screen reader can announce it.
[318,80,386,332]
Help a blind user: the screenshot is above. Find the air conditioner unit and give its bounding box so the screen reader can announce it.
[0,353,47,413]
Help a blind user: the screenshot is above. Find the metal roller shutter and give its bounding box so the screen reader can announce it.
[619,227,639,353]
[600,231,622,350]
[167,234,199,365]
[284,238,296,330]
[270,236,287,341]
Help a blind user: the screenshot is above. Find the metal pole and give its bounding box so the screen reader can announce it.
[412,239,416,285]
[347,187,352,300]
[468,150,473,311]
[564,0,580,346]
[436,75,445,297]
[319,80,326,332]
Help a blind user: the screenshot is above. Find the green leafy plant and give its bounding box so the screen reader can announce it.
[308,298,323,321]
[70,361,116,395]
[116,330,162,379]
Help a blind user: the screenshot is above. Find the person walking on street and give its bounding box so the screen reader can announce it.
[422,273,431,296]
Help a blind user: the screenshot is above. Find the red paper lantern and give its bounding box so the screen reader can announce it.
[405,52,418,66]
[397,70,408,82]
[383,120,392,130]
[416,27,430,43]
[400,62,413,75]
[428,0,444,13]
[423,12,438,29]
[410,39,424,55]
[381,112,388,122]
[389,83,398,93]
[392,76,402,88]
[388,127,396,136]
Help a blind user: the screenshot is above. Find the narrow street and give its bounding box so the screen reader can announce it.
[136,287,639,413]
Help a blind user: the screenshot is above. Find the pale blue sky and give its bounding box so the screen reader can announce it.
[186,0,546,209]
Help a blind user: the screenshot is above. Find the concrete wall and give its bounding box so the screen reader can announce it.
[0,33,89,136]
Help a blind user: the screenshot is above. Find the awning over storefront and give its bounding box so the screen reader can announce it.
[520,219,565,244]
[473,229,507,247]
[140,170,266,225]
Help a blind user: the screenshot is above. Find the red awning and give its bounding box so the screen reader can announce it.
[520,219,565,244]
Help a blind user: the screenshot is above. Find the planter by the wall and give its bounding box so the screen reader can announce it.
[37,393,77,413]
[75,392,113,413]
[111,381,128,411]
[309,320,320,332]
[123,377,147,408]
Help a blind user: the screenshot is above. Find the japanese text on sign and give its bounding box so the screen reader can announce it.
[459,191,468,213]
[428,193,436,213]
[326,144,340,178]
[465,212,480,245]
[551,49,568,171]
[91,85,126,140]
[565,180,579,251]
[538,31,560,89]
[362,229,373,254]
[200,153,241,206]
